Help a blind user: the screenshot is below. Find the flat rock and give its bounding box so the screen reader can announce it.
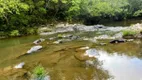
[27,45,42,54]
[94,35,115,40]
[33,38,45,44]
[110,39,125,44]
[79,46,89,50]
[14,62,25,69]
[53,40,63,44]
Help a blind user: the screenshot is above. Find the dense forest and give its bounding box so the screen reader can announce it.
[0,0,142,37]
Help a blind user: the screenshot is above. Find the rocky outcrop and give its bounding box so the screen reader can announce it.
[40,24,127,35]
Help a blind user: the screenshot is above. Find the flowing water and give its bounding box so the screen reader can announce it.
[0,20,142,80]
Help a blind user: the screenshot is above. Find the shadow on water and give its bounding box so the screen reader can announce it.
[99,18,142,26]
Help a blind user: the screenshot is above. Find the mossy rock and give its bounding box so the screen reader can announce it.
[123,35,136,39]
[123,33,142,39]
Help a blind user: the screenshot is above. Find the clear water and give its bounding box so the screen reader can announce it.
[0,20,142,80]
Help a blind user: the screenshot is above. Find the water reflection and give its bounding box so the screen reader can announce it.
[93,49,142,80]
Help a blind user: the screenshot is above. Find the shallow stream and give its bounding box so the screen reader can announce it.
[0,20,142,80]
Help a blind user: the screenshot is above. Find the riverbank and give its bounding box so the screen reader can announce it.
[1,18,142,40]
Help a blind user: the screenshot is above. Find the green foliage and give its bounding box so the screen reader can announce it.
[0,0,142,37]
[128,0,142,17]
[9,30,20,37]
[32,65,47,80]
[134,10,142,16]
[57,34,63,38]
[66,0,129,22]
[26,28,37,35]
[0,0,29,16]
[122,30,137,36]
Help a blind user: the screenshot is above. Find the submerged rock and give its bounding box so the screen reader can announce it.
[79,46,89,50]
[110,39,125,44]
[0,66,29,80]
[99,43,107,46]
[134,40,141,44]
[126,39,134,42]
[58,34,73,38]
[14,62,25,69]
[74,51,91,61]
[65,34,73,38]
[123,35,135,39]
[86,60,97,67]
[44,75,51,80]
[84,49,99,57]
[70,35,80,40]
[53,39,72,44]
[58,34,79,40]
[27,45,42,54]
[135,34,142,39]
[31,75,50,80]
[83,37,97,43]
[33,38,45,44]
[94,35,115,40]
[49,37,55,40]
[53,40,63,44]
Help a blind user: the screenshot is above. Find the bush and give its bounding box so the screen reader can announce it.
[122,30,137,36]
[26,28,38,35]
[9,30,20,37]
[57,34,63,38]
[31,65,48,80]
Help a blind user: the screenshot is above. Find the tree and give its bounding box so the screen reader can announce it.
[0,0,29,25]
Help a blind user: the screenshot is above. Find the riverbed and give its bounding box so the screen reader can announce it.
[0,20,142,80]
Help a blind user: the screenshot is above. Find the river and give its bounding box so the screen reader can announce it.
[0,19,142,80]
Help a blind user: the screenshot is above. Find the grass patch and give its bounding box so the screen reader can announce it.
[31,65,48,80]
[122,30,137,36]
